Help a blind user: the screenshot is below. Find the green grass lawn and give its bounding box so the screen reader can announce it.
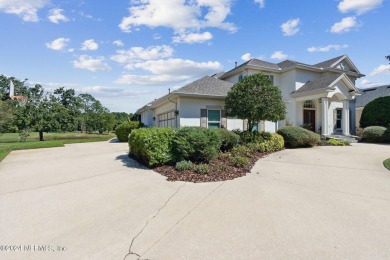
[0,132,115,162]
[384,158,390,171]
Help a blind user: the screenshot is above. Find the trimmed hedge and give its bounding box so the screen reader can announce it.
[360,96,390,128]
[237,131,272,145]
[115,121,140,142]
[363,126,390,143]
[129,128,177,167]
[212,128,240,151]
[277,126,320,148]
[172,127,221,162]
[252,133,284,152]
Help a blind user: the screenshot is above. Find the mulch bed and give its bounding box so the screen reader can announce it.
[149,151,269,183]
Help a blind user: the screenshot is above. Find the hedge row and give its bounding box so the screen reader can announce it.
[115,121,141,142]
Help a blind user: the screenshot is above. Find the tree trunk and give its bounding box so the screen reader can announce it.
[39,130,44,141]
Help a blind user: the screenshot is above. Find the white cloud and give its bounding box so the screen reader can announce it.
[112,40,124,47]
[330,16,359,34]
[338,0,383,15]
[271,51,288,60]
[111,45,174,64]
[369,64,390,76]
[115,74,190,86]
[73,55,111,72]
[360,79,373,85]
[281,18,300,36]
[45,37,70,51]
[172,31,213,44]
[127,58,222,76]
[81,39,99,51]
[254,0,265,8]
[0,0,49,22]
[119,0,236,36]
[241,53,252,61]
[307,44,349,53]
[48,8,69,24]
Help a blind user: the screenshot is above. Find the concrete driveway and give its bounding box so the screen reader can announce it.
[1,141,390,260]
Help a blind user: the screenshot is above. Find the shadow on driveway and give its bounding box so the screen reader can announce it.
[115,154,149,170]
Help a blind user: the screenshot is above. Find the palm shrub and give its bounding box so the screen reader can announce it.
[172,127,221,162]
[115,121,140,142]
[129,127,177,167]
[277,126,320,148]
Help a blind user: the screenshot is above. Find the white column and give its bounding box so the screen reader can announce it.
[321,98,329,135]
[342,100,350,136]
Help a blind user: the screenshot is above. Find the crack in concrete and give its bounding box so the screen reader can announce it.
[123,183,186,260]
[141,181,226,257]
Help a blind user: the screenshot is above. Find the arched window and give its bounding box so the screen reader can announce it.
[303,100,315,109]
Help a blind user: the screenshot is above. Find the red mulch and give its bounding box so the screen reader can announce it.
[147,151,268,183]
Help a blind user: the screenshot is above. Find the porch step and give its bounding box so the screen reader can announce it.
[326,135,361,143]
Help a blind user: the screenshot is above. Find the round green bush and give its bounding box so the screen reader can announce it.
[363,126,387,143]
[172,127,222,162]
[212,128,239,151]
[360,96,390,128]
[277,126,320,148]
[115,121,140,142]
[129,127,177,166]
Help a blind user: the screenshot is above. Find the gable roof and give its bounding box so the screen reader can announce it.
[291,73,358,96]
[173,76,234,96]
[219,55,364,79]
[356,84,390,107]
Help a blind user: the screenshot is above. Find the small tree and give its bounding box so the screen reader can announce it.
[360,96,390,128]
[225,73,286,131]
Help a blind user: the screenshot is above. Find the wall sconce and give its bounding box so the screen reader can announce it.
[152,116,156,121]
[175,110,179,115]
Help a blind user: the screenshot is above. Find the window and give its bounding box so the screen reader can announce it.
[158,111,175,127]
[207,110,221,128]
[238,74,243,82]
[303,100,315,109]
[266,75,274,84]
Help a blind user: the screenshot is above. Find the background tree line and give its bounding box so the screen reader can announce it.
[0,75,136,141]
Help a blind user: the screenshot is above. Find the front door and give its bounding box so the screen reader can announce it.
[303,110,315,132]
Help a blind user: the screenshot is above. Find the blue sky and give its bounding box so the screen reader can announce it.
[0,0,389,112]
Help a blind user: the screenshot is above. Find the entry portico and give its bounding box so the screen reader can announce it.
[291,73,359,136]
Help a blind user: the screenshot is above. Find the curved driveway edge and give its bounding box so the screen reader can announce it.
[1,141,390,259]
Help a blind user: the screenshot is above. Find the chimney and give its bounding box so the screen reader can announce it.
[235,62,237,68]
[9,80,14,98]
[168,88,171,94]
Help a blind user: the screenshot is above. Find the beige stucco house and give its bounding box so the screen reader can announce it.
[136,55,364,136]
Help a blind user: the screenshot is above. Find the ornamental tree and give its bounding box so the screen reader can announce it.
[225,73,286,131]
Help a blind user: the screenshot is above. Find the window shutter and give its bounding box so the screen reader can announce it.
[200,109,207,128]
[221,110,227,128]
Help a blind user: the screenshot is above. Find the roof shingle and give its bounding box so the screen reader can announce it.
[292,74,342,95]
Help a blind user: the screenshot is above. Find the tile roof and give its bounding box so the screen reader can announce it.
[292,74,342,95]
[356,85,390,107]
[173,76,234,96]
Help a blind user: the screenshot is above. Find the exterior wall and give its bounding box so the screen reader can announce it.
[227,118,244,131]
[141,110,154,127]
[178,97,225,127]
[355,107,363,129]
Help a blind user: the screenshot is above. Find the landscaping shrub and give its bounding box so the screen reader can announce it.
[238,131,271,145]
[212,128,239,151]
[231,145,254,157]
[175,160,193,171]
[172,127,221,162]
[277,126,320,148]
[252,133,284,152]
[326,138,350,146]
[363,126,387,143]
[360,96,390,128]
[129,127,176,167]
[115,121,140,142]
[231,156,249,168]
[194,164,210,174]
